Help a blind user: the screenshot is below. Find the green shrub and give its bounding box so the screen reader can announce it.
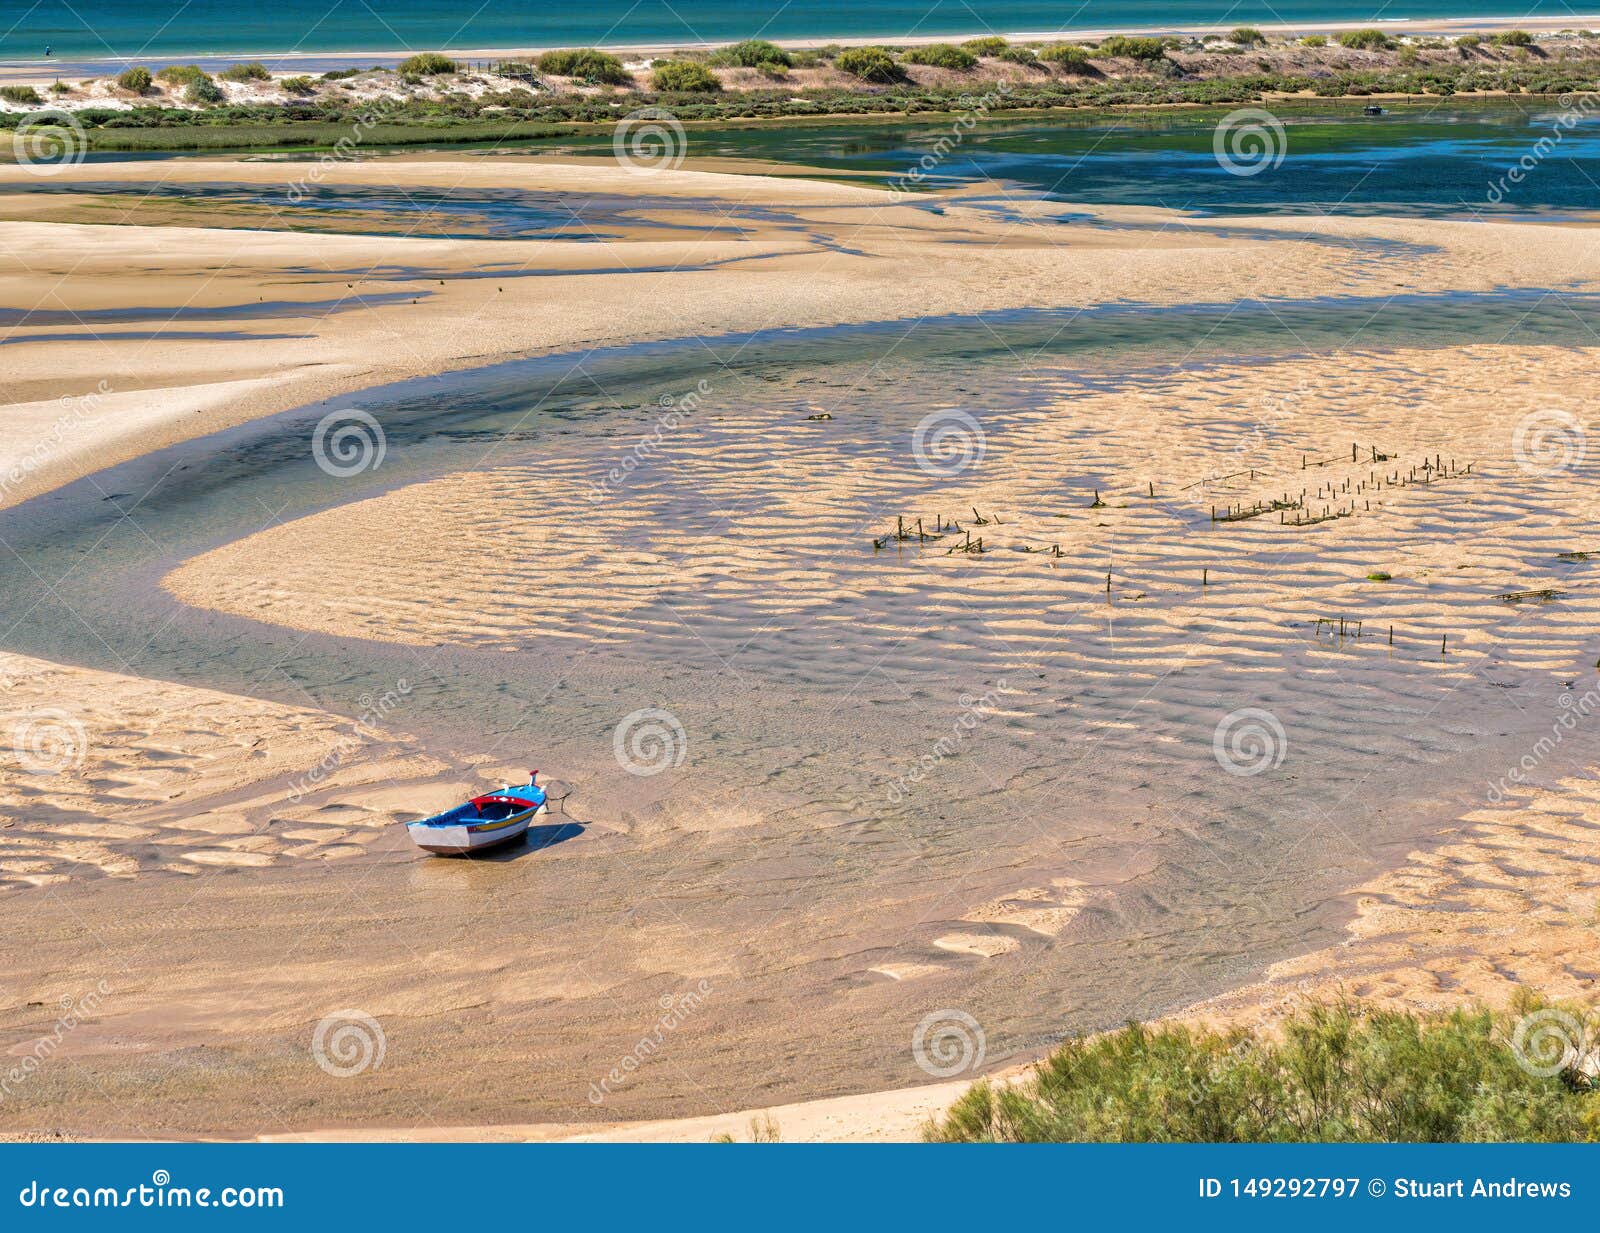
[535,48,630,85]
[1094,35,1166,61]
[219,61,271,82]
[998,46,1039,66]
[926,997,1600,1143]
[279,75,317,94]
[1492,30,1534,47]
[49,80,72,95]
[961,36,1009,56]
[833,46,901,81]
[1039,42,1091,67]
[1338,29,1395,50]
[1229,27,1265,45]
[903,43,978,70]
[1398,46,1420,64]
[1301,34,1328,48]
[155,64,208,86]
[184,75,223,104]
[710,39,793,68]
[116,66,153,93]
[651,60,721,91]
[0,84,42,105]
[398,52,457,76]
[1456,34,1482,50]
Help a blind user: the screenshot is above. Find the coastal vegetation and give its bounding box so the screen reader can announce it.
[709,38,793,68]
[1093,35,1166,60]
[651,60,721,92]
[185,75,224,104]
[115,66,152,94]
[903,43,979,70]
[926,998,1600,1142]
[534,47,630,84]
[1338,28,1396,51]
[218,61,271,82]
[833,46,903,81]
[397,52,458,76]
[961,36,1009,56]
[1038,42,1092,67]
[8,29,1600,155]
[154,64,209,86]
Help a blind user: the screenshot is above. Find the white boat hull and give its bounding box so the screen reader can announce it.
[407,803,546,854]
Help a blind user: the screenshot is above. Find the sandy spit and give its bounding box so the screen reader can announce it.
[6,155,1600,513]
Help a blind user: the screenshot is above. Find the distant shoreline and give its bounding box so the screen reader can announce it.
[4,12,1600,78]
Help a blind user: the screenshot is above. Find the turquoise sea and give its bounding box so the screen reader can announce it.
[3,0,1595,63]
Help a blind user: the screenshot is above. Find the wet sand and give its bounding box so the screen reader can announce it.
[4,152,1600,1140]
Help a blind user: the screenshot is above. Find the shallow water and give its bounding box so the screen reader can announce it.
[551,104,1600,219]
[20,180,766,241]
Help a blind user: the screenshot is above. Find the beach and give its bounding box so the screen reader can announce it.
[3,108,1600,1141]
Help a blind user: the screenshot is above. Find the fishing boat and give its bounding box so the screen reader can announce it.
[406,773,548,855]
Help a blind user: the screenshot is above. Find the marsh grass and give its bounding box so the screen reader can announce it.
[925,997,1600,1142]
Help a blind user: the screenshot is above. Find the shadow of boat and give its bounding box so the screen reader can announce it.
[459,820,586,861]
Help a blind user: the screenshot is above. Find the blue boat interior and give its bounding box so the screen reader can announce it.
[414,784,546,827]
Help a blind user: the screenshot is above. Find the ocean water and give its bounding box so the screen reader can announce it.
[2,0,1593,62]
